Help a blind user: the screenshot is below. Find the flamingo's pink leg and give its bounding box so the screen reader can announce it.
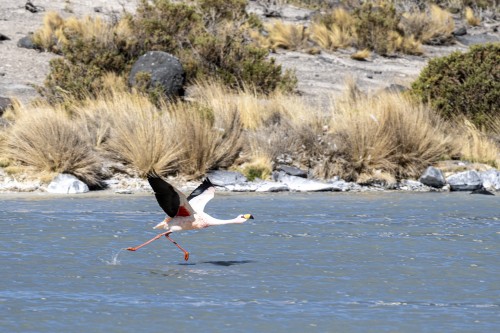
[127,232,170,251]
[165,233,190,261]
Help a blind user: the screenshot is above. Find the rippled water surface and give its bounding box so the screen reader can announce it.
[1,192,499,332]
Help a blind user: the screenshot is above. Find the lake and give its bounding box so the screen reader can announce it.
[0,191,499,332]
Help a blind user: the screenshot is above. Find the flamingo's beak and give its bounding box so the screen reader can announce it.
[244,214,254,220]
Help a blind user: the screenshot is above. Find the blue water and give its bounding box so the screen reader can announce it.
[0,192,499,332]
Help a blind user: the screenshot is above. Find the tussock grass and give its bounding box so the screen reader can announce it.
[237,155,273,181]
[31,11,65,52]
[420,5,455,44]
[328,91,458,180]
[106,108,181,177]
[264,21,310,51]
[5,106,103,186]
[310,8,356,50]
[465,7,481,26]
[351,49,371,60]
[456,119,499,167]
[171,102,243,179]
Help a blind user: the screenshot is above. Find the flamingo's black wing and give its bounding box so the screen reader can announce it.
[187,178,214,201]
[147,174,181,218]
[186,178,215,213]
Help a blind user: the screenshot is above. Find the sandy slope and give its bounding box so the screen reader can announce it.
[0,0,136,104]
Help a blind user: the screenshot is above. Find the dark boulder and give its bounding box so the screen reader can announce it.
[25,1,44,13]
[17,35,40,50]
[0,97,13,116]
[129,51,185,99]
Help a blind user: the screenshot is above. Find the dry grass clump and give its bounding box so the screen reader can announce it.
[264,21,310,51]
[455,119,499,167]
[327,90,458,180]
[310,7,357,50]
[420,4,455,44]
[400,4,455,45]
[93,93,182,177]
[174,107,243,179]
[237,155,273,181]
[351,48,371,60]
[4,106,103,186]
[464,7,481,26]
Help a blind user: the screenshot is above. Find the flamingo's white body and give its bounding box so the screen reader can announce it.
[127,173,253,261]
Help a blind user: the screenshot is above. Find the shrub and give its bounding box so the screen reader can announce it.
[310,3,423,55]
[352,2,401,55]
[35,0,296,101]
[411,43,500,128]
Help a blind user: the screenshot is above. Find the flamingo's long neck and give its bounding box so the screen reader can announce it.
[203,214,245,226]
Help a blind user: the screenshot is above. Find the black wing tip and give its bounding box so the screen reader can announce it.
[187,177,215,201]
[147,169,162,180]
[203,177,214,186]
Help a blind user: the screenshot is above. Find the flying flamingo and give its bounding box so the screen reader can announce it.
[127,172,254,261]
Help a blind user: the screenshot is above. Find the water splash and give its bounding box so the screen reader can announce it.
[105,249,125,265]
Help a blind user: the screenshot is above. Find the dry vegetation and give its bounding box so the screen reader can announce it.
[0,78,498,185]
[0,0,498,188]
[257,1,478,56]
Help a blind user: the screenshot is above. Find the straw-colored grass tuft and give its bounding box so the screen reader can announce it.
[328,91,457,180]
[351,48,371,60]
[5,107,103,186]
[265,21,310,51]
[456,119,499,167]
[465,7,481,26]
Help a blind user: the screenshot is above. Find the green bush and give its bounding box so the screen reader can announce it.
[37,0,295,101]
[353,2,400,55]
[411,43,500,128]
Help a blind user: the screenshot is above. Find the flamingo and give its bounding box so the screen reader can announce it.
[127,172,254,261]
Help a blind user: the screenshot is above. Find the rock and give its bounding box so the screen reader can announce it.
[276,165,307,178]
[277,173,339,192]
[384,84,407,93]
[224,183,258,192]
[255,181,289,192]
[0,97,13,116]
[0,33,10,41]
[17,35,40,50]
[399,179,431,192]
[419,166,446,188]
[128,51,185,99]
[207,170,247,186]
[25,1,44,13]
[470,187,495,195]
[47,174,89,194]
[479,169,500,191]
[115,189,133,194]
[446,170,482,191]
[328,179,360,192]
[453,26,467,36]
